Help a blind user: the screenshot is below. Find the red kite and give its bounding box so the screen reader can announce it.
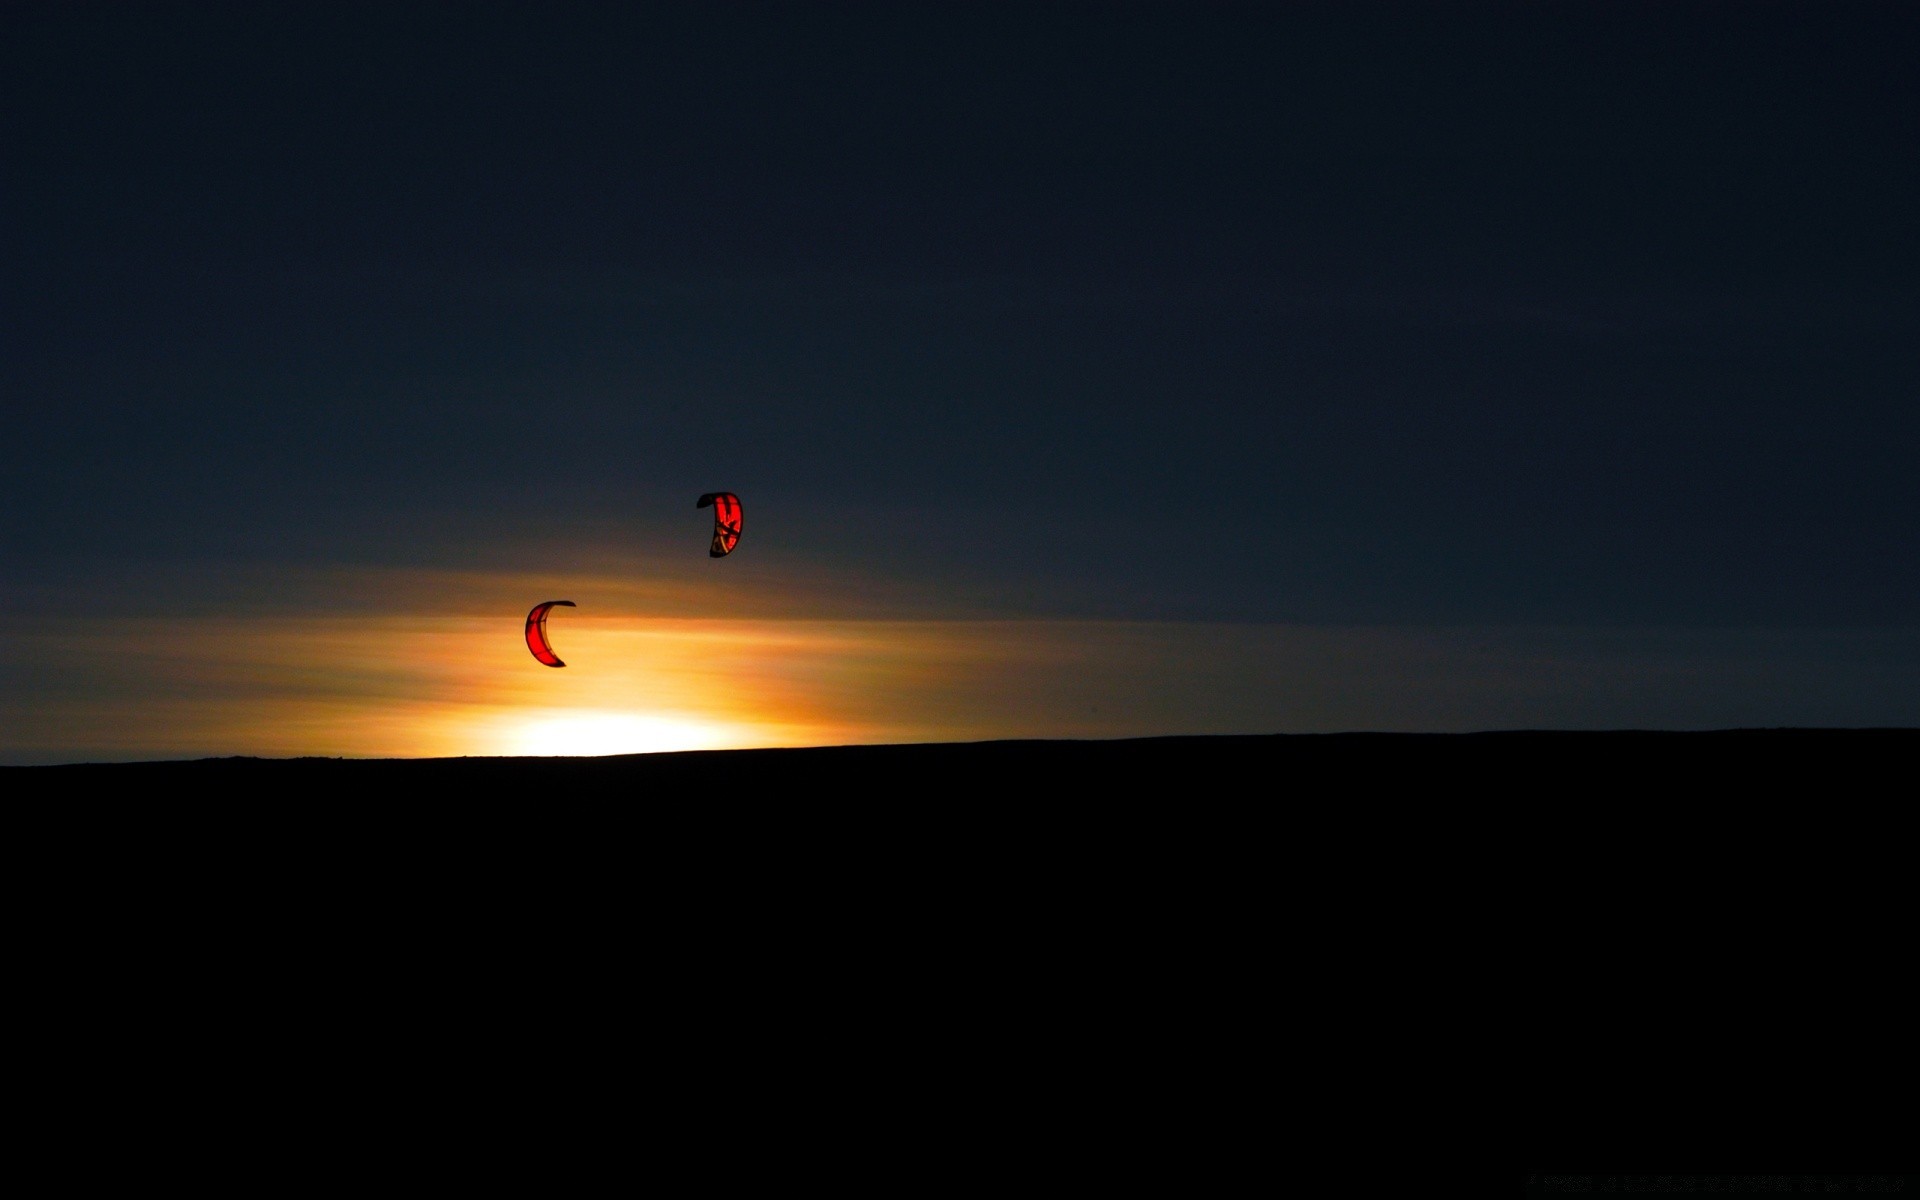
[525,600,576,667]
[697,492,742,557]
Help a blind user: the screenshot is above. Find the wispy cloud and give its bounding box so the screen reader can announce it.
[4,562,1914,764]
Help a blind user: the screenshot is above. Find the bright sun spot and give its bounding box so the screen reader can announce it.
[502,711,739,757]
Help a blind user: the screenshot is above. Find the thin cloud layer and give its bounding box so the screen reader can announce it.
[5,562,1913,764]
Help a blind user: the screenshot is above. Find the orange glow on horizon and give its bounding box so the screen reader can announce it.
[485,710,740,757]
[29,557,1847,764]
[5,596,1325,762]
[7,597,1901,765]
[4,611,884,761]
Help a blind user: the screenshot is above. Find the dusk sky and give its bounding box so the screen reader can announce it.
[4,2,1915,763]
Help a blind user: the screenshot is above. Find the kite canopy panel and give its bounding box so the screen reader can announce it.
[525,600,576,667]
[697,492,742,557]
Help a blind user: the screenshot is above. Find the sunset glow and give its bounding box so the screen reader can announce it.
[491,710,744,757]
[3,556,1911,766]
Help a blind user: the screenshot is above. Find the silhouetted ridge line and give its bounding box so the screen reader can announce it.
[10,727,1913,783]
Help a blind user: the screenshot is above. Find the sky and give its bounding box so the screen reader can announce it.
[3,1,1916,762]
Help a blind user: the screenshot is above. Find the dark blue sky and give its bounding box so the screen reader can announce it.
[6,1,1917,626]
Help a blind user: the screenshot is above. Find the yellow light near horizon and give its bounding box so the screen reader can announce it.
[497,710,740,758]
[14,596,1291,763]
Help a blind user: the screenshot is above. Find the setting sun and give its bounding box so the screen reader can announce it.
[494,710,742,757]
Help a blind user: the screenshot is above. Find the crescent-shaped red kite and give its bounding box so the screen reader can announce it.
[697,492,742,558]
[525,600,576,667]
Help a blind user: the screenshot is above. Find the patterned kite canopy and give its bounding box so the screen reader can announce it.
[525,600,575,667]
[697,492,742,557]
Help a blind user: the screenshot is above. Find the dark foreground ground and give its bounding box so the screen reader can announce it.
[15,730,1912,867]
[16,727,1909,926]
[10,726,1911,864]
[8,729,1910,1167]
[10,727,1915,790]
